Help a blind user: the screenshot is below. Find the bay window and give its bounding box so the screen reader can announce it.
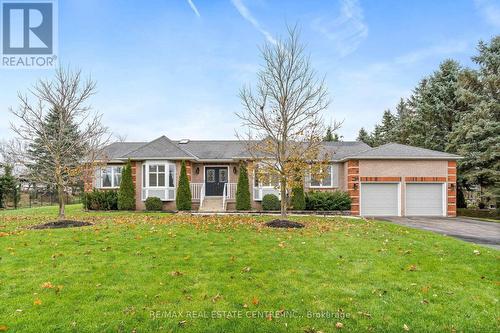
[141,161,176,201]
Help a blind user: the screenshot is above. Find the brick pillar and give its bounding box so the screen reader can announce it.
[131,161,137,188]
[347,160,360,215]
[185,161,192,182]
[447,161,457,217]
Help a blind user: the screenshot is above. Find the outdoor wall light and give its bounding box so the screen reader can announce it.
[195,167,200,174]
[233,166,237,174]
[353,183,358,190]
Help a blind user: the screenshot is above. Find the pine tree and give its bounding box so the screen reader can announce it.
[357,127,372,146]
[407,60,467,151]
[392,98,413,144]
[324,126,334,141]
[236,164,251,210]
[447,36,500,206]
[176,161,192,211]
[372,109,397,146]
[0,165,19,208]
[118,159,135,210]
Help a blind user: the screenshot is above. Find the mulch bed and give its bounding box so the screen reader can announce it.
[265,219,305,228]
[31,220,93,229]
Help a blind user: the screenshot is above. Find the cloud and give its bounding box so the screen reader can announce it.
[230,0,276,44]
[474,0,500,27]
[311,0,368,57]
[186,0,201,17]
[394,40,470,65]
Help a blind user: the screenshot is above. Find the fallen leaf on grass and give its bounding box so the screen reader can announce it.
[335,322,343,329]
[252,297,259,305]
[0,232,9,237]
[242,266,251,272]
[473,250,480,256]
[407,264,418,272]
[403,323,410,331]
[212,294,222,303]
[33,299,42,305]
[170,271,183,277]
[41,282,54,289]
[0,325,8,331]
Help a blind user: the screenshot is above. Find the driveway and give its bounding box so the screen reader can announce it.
[381,216,500,250]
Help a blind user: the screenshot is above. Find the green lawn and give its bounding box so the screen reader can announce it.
[0,205,498,332]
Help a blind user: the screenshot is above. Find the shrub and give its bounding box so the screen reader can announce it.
[83,189,118,210]
[305,191,351,211]
[118,160,136,210]
[262,194,280,211]
[290,186,306,210]
[145,197,163,211]
[176,161,192,211]
[236,164,251,210]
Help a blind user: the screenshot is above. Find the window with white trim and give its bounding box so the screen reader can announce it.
[254,165,280,188]
[142,162,176,188]
[309,164,338,188]
[96,166,122,188]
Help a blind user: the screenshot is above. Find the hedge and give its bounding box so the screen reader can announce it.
[305,191,351,211]
[291,186,306,210]
[83,190,118,210]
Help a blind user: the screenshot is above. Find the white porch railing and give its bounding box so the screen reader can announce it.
[142,187,176,201]
[223,183,237,210]
[190,183,203,201]
[253,187,281,201]
[199,184,206,209]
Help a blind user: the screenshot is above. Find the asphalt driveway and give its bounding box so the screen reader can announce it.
[381,216,500,250]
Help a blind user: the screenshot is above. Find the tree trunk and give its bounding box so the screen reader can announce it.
[280,178,287,218]
[57,184,65,220]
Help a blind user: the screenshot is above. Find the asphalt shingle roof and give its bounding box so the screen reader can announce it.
[122,136,195,159]
[100,138,460,161]
[349,143,461,159]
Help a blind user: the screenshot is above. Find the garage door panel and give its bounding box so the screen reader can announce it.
[361,183,399,216]
[406,183,443,216]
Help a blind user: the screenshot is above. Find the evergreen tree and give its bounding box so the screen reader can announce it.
[236,164,251,210]
[371,109,397,146]
[407,60,467,151]
[118,159,135,210]
[392,98,413,144]
[0,165,19,209]
[324,126,335,141]
[324,125,342,142]
[290,186,306,210]
[176,161,192,211]
[357,127,372,146]
[448,37,500,205]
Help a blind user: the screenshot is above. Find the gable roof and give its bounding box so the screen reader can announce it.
[347,143,461,160]
[173,140,251,160]
[101,142,146,160]
[122,136,195,159]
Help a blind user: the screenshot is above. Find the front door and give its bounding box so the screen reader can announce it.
[205,167,228,196]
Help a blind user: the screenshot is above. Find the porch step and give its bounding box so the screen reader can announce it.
[199,197,224,212]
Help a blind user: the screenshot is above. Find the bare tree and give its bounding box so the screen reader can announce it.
[8,67,109,220]
[237,26,339,218]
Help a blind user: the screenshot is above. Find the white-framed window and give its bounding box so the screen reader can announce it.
[96,166,122,188]
[309,164,338,188]
[142,162,176,188]
[254,166,280,188]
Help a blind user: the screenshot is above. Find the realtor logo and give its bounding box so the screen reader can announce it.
[1,0,57,68]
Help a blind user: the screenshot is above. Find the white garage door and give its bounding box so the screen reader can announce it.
[406,183,444,216]
[360,183,399,216]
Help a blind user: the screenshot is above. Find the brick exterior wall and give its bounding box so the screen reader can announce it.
[347,160,359,215]
[447,161,457,217]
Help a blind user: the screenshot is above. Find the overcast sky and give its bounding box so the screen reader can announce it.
[1,0,499,142]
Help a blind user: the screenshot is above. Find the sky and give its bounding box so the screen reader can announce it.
[0,0,499,142]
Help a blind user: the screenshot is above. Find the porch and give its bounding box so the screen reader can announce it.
[190,182,237,211]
